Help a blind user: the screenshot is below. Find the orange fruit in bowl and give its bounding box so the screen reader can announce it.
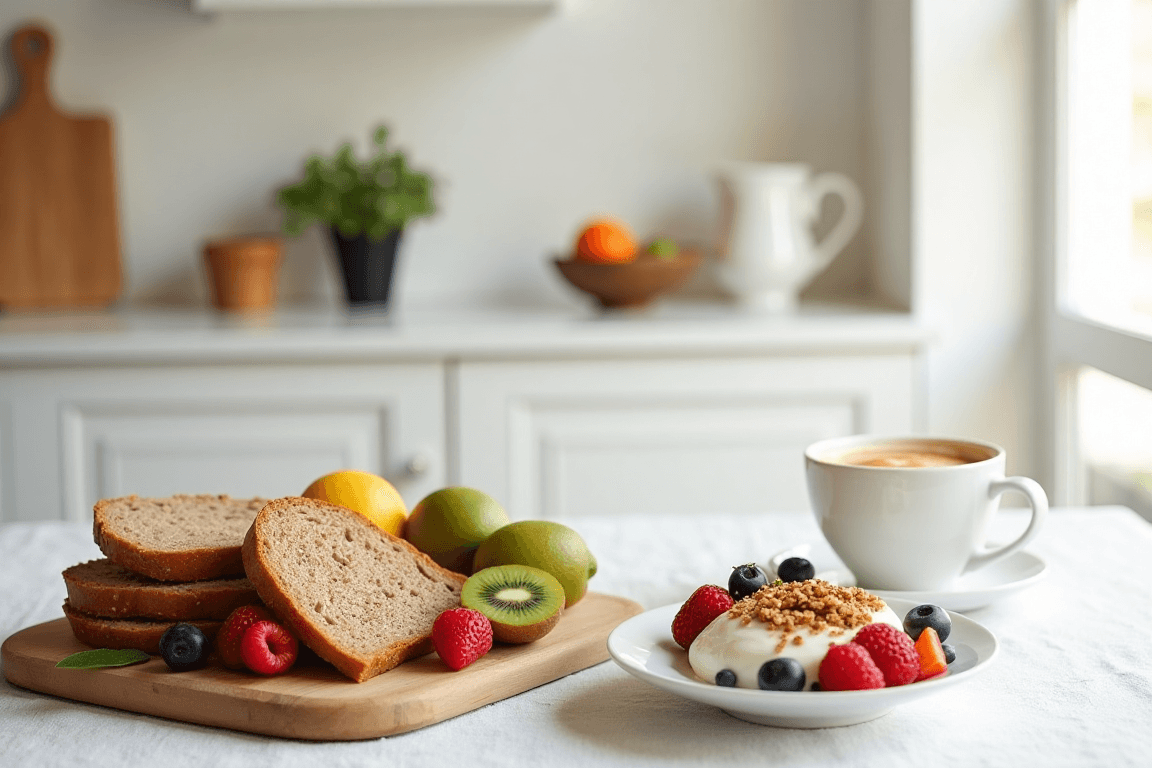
[301,470,408,537]
[575,219,637,264]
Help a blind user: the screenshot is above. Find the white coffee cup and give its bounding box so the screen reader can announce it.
[804,435,1048,591]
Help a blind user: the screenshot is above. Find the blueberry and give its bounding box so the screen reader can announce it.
[942,644,957,665]
[903,604,952,642]
[728,563,768,601]
[810,682,821,692]
[159,623,210,672]
[776,557,815,583]
[715,669,737,687]
[757,658,806,691]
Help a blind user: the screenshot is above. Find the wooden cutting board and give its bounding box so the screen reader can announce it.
[0,25,122,309]
[1,592,642,741]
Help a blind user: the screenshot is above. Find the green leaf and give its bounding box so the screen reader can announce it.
[56,648,151,670]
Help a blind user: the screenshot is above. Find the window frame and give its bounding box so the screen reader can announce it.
[1039,0,1152,507]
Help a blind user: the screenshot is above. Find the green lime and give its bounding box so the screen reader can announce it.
[645,238,679,259]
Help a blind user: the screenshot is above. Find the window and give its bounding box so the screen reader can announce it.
[1042,0,1152,519]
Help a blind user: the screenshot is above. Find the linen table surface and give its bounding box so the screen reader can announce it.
[2,506,1150,768]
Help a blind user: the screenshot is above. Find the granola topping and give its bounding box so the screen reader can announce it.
[726,579,889,653]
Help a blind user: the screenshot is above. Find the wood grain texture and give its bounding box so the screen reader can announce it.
[1,591,642,740]
[554,250,702,309]
[0,25,121,309]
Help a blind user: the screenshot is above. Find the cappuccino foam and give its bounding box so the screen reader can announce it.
[834,442,989,468]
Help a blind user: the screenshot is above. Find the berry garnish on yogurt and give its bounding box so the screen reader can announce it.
[727,564,768,601]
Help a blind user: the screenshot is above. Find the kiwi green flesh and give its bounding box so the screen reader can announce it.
[461,565,564,644]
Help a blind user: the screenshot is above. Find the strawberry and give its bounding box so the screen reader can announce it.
[216,605,273,670]
[671,585,734,650]
[852,623,919,687]
[432,608,493,671]
[240,620,299,676]
[818,642,886,691]
[914,626,949,681]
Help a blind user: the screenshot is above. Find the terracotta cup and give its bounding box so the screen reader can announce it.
[204,235,283,311]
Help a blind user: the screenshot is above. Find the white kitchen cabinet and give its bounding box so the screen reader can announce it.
[455,354,916,519]
[0,362,444,522]
[0,304,926,523]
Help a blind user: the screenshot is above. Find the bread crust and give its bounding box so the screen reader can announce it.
[242,497,467,683]
[63,559,259,620]
[93,495,263,582]
[62,601,223,655]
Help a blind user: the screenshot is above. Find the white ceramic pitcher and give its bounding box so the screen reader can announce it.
[715,163,863,313]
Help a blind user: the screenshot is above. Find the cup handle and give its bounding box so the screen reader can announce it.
[807,172,864,270]
[963,476,1049,574]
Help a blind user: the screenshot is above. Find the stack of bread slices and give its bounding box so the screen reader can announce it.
[62,494,268,654]
[63,493,469,682]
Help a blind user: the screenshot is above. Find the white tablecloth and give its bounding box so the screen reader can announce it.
[3,506,1151,767]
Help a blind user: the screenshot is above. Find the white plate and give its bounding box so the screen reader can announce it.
[607,597,998,729]
[767,541,1048,613]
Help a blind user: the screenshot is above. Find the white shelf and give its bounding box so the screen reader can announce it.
[0,301,928,366]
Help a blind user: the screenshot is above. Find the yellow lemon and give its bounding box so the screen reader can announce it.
[301,470,408,537]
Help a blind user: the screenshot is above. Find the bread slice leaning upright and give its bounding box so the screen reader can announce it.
[242,497,467,682]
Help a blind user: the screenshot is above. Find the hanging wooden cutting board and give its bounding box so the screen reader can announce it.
[0,25,122,309]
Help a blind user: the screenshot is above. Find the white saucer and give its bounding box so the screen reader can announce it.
[607,597,998,729]
[767,541,1048,613]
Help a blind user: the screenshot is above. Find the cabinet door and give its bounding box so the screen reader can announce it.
[0,363,444,522]
[455,356,915,519]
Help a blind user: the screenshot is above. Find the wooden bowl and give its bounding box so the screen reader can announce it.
[553,250,701,309]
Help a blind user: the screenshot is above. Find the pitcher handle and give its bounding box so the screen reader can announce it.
[807,172,864,270]
[963,476,1048,574]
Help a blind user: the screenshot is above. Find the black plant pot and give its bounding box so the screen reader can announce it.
[330,227,402,307]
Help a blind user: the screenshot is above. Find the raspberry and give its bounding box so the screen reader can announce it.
[818,643,886,691]
[432,608,493,671]
[671,585,734,650]
[216,605,273,670]
[852,623,919,687]
[240,620,299,676]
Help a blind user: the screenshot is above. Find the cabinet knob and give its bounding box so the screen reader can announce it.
[401,452,431,479]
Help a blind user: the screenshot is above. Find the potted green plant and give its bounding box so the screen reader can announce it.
[278,126,436,307]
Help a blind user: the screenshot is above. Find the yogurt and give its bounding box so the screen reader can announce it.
[687,580,902,691]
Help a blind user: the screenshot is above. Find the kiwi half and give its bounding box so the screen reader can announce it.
[461,565,564,644]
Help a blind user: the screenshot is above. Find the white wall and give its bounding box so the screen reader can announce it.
[0,0,871,308]
[913,0,1039,481]
[0,0,1045,487]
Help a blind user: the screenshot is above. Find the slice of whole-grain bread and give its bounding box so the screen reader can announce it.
[242,496,466,682]
[62,559,260,620]
[62,601,223,655]
[93,494,267,582]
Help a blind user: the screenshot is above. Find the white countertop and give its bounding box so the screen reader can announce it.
[0,300,928,365]
[2,506,1150,767]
